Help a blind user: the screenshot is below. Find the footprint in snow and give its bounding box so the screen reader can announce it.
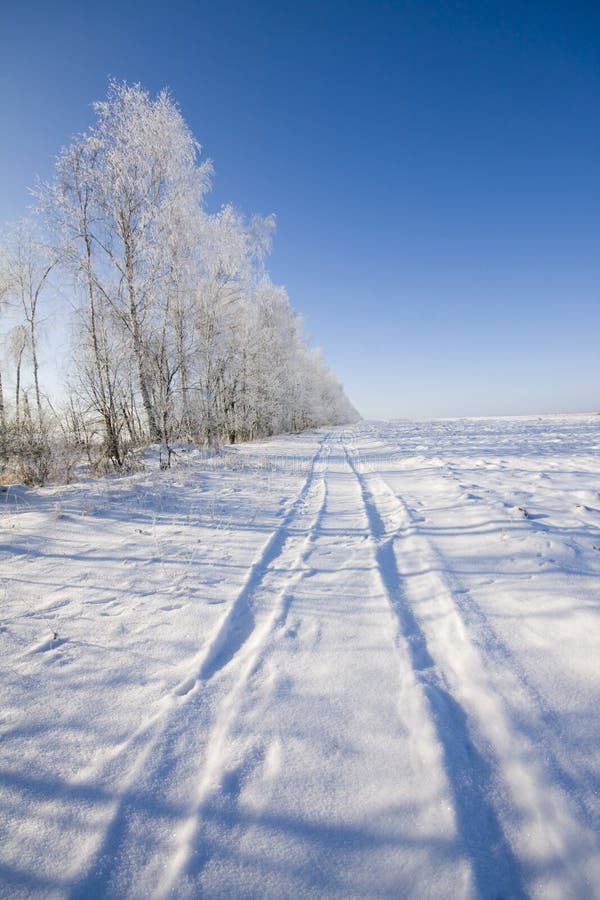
[87,595,117,606]
[174,677,196,697]
[27,635,68,655]
[263,739,282,778]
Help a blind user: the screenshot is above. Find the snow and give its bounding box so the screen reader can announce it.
[1,415,600,898]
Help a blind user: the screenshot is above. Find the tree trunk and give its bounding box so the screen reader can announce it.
[84,233,121,462]
[15,354,22,430]
[30,321,43,428]
[124,243,161,443]
[0,366,5,433]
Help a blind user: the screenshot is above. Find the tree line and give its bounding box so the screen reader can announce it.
[0,82,357,482]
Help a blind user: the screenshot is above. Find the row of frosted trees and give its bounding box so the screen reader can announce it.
[0,82,356,479]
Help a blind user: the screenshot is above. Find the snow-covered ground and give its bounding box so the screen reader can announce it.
[2,415,600,899]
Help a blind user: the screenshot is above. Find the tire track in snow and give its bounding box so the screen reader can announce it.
[167,433,468,898]
[345,437,600,898]
[153,440,331,898]
[370,431,600,755]
[343,440,527,900]
[373,449,600,846]
[183,432,331,685]
[69,433,330,899]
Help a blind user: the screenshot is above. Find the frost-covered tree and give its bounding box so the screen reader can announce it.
[29,79,357,470]
[189,205,275,443]
[0,266,10,435]
[40,136,126,465]
[89,82,211,442]
[40,81,212,452]
[0,219,57,426]
[6,324,28,430]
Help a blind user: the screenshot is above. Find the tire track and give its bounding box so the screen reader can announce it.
[369,430,599,754]
[369,444,600,850]
[69,433,330,899]
[172,433,469,898]
[345,437,600,898]
[343,441,527,899]
[193,432,330,682]
[153,439,331,899]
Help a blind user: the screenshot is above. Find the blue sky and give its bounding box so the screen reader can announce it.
[2,0,599,418]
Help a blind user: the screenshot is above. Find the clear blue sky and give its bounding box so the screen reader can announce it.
[2,0,599,418]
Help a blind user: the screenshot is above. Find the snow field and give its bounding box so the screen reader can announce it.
[1,416,600,898]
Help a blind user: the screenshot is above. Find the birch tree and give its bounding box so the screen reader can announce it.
[0,219,57,427]
[0,267,9,436]
[90,82,212,441]
[40,81,212,452]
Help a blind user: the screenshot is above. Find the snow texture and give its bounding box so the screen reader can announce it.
[1,415,600,898]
